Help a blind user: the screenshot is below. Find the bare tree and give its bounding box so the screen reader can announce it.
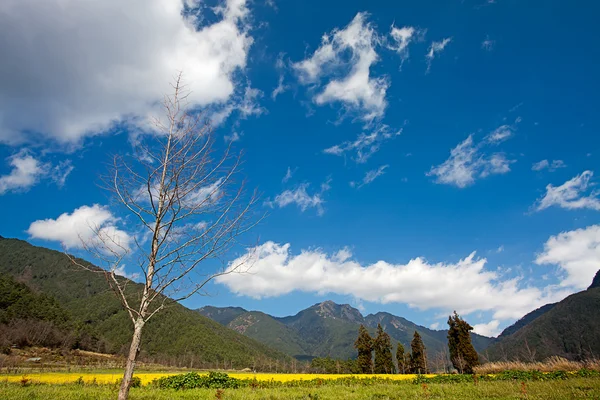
[68,75,259,400]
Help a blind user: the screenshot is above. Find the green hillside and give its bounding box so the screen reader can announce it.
[486,278,600,361]
[0,237,290,368]
[228,311,308,357]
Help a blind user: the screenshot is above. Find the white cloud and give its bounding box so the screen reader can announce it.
[271,53,289,100]
[0,0,253,144]
[536,224,600,290]
[282,167,296,183]
[50,160,75,188]
[293,13,388,123]
[532,159,566,172]
[0,151,47,195]
[534,171,600,212]
[266,180,331,216]
[429,322,440,330]
[389,26,420,66]
[473,319,500,337]
[350,165,388,188]
[496,245,505,253]
[217,241,565,322]
[324,124,402,163]
[27,204,131,254]
[0,151,74,194]
[486,125,513,144]
[210,86,266,126]
[481,36,495,51]
[427,132,515,188]
[425,37,452,73]
[114,264,141,281]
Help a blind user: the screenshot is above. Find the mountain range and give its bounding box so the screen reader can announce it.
[2,235,600,367]
[198,301,493,360]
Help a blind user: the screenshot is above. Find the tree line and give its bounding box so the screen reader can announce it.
[352,311,480,374]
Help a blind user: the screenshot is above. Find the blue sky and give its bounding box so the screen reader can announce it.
[1,0,599,337]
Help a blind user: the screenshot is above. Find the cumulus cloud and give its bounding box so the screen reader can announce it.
[0,152,47,195]
[536,224,600,290]
[350,164,388,188]
[473,319,500,337]
[217,241,565,322]
[27,204,131,254]
[532,159,566,172]
[425,37,452,73]
[533,171,600,212]
[324,124,403,163]
[0,0,254,144]
[427,130,516,188]
[293,12,388,123]
[113,264,141,281]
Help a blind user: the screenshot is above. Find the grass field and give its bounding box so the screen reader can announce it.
[1,378,599,399]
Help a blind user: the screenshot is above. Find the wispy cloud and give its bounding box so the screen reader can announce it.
[350,165,389,188]
[533,171,600,212]
[282,166,297,183]
[481,36,495,51]
[426,37,452,73]
[532,159,566,172]
[266,178,332,216]
[324,124,403,163]
[427,124,516,188]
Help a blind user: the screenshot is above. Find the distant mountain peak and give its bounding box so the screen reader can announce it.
[312,300,364,323]
[589,270,600,290]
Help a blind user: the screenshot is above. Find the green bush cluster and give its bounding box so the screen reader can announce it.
[152,372,243,390]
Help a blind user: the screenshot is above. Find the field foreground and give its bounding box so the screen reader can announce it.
[1,378,600,399]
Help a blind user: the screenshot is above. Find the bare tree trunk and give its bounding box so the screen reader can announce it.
[118,319,144,400]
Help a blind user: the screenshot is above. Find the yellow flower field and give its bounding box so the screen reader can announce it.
[0,371,434,385]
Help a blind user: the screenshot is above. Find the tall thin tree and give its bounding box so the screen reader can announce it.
[354,324,374,374]
[68,75,259,400]
[373,323,395,374]
[410,331,428,374]
[447,311,479,374]
[396,342,406,374]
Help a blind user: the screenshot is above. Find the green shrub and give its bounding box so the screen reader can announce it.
[152,372,241,390]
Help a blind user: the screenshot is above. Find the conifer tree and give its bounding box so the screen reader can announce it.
[354,324,374,373]
[396,342,407,374]
[410,331,428,374]
[373,323,396,374]
[447,311,480,374]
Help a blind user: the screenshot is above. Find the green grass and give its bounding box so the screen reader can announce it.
[2,378,600,399]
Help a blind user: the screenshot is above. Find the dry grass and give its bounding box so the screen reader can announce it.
[474,356,600,374]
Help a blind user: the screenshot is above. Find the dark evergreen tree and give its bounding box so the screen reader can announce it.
[447,311,480,374]
[396,342,407,374]
[410,331,428,374]
[373,323,396,374]
[354,324,373,373]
